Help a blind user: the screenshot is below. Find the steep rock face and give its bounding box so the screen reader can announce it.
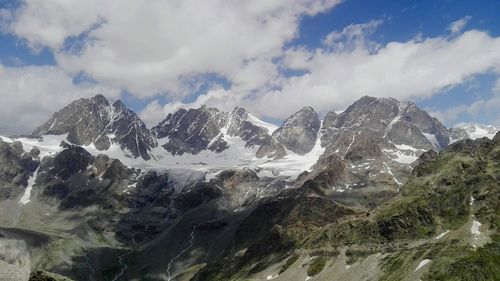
[274,106,321,154]
[322,96,449,151]
[0,140,38,199]
[225,107,272,148]
[36,144,140,209]
[300,96,452,195]
[152,106,274,155]
[257,107,320,158]
[32,94,155,159]
[152,106,228,155]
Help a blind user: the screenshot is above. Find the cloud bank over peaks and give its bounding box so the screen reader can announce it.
[1,0,341,98]
[2,2,500,131]
[161,23,500,123]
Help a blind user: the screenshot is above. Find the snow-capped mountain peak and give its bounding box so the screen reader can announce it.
[32,94,155,159]
[451,123,500,140]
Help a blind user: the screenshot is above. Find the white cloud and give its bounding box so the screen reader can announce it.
[244,29,500,119]
[0,64,119,135]
[431,77,500,125]
[494,77,500,93]
[2,0,341,97]
[428,92,500,126]
[322,19,383,53]
[448,16,472,35]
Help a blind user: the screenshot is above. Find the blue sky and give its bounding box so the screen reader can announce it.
[1,0,500,134]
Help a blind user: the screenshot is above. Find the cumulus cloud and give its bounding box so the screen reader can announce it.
[448,16,472,35]
[2,0,341,97]
[322,19,383,53]
[428,92,500,126]
[0,64,119,135]
[244,29,500,118]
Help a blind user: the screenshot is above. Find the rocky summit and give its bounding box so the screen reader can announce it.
[257,106,321,158]
[33,94,156,160]
[0,94,498,281]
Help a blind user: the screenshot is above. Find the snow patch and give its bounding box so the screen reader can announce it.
[383,162,401,185]
[19,167,39,205]
[435,231,449,239]
[258,129,325,179]
[246,113,278,134]
[14,134,69,159]
[414,259,431,271]
[383,148,418,164]
[422,133,440,148]
[394,144,419,151]
[204,170,221,182]
[471,220,481,236]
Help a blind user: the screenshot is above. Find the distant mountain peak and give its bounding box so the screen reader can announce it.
[450,122,499,141]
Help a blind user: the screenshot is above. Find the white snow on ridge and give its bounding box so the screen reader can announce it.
[4,129,324,180]
[246,113,279,134]
[14,134,69,159]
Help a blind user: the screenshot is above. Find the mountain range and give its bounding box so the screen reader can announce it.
[0,94,498,281]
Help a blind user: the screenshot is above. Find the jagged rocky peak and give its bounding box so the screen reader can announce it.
[225,107,272,148]
[152,105,276,155]
[32,94,155,160]
[322,96,450,150]
[152,105,228,155]
[257,106,321,158]
[274,106,321,154]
